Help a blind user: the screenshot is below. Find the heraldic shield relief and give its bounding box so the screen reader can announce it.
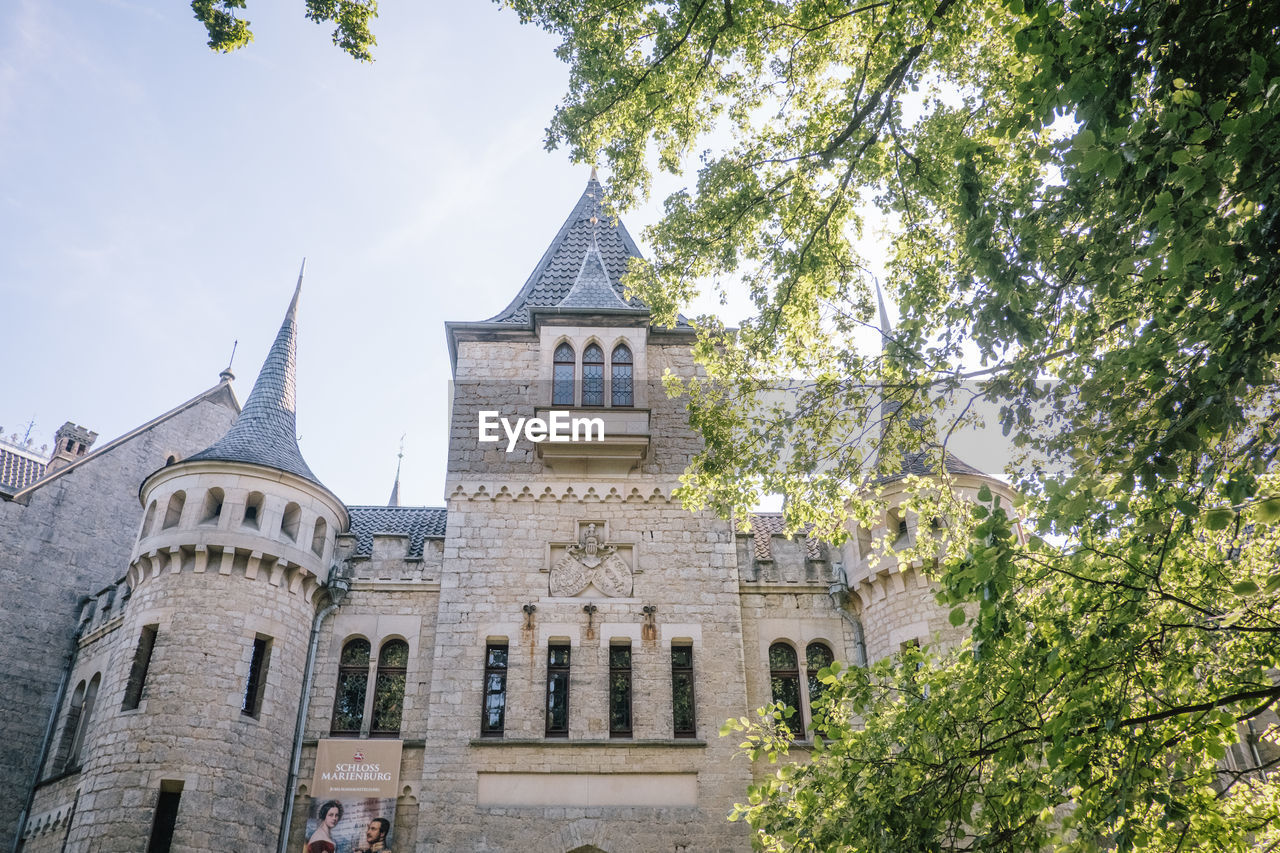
[549,521,635,597]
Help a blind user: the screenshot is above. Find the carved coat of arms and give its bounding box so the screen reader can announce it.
[550,523,633,597]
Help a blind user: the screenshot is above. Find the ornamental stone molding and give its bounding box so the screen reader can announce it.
[447,482,675,504]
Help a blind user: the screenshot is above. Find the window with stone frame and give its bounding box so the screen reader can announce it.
[768,642,804,738]
[611,343,633,406]
[481,642,509,737]
[582,343,605,406]
[806,642,835,726]
[671,643,697,738]
[545,643,571,737]
[609,643,632,738]
[60,673,100,771]
[370,639,409,737]
[330,638,371,735]
[553,342,575,405]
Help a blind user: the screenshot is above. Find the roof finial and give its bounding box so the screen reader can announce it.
[220,340,238,383]
[590,164,598,182]
[388,433,405,507]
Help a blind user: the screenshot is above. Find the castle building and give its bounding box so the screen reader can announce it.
[2,175,1011,852]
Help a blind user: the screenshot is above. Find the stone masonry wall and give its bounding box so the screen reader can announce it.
[0,389,237,842]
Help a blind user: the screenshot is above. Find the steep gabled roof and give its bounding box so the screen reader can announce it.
[186,271,325,487]
[485,175,648,324]
[6,380,240,502]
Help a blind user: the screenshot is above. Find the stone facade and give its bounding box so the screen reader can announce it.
[6,176,1007,853]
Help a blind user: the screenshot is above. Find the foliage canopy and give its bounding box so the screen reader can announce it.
[191,0,378,61]
[499,0,1280,849]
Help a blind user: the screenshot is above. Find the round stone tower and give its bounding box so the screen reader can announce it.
[67,274,347,852]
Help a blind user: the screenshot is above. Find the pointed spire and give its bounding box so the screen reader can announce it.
[388,435,404,507]
[186,265,322,485]
[875,281,892,344]
[482,173,645,324]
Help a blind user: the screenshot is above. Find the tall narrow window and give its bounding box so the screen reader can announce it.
[56,681,86,772]
[69,674,100,768]
[311,517,328,557]
[331,638,371,735]
[671,644,696,738]
[242,635,271,718]
[545,643,571,737]
[553,343,575,405]
[371,639,408,737]
[122,624,159,711]
[582,344,604,406]
[769,642,803,737]
[806,642,834,724]
[609,644,632,738]
[481,642,508,737]
[146,780,183,853]
[611,343,633,406]
[141,501,157,537]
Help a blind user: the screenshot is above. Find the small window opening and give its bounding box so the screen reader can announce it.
[146,780,184,853]
[311,517,328,557]
[122,624,159,710]
[200,488,224,525]
[553,342,575,406]
[611,343,633,406]
[241,635,271,717]
[769,642,803,738]
[243,492,263,529]
[161,491,185,530]
[281,502,301,542]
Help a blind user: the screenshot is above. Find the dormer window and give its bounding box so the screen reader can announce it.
[582,344,605,406]
[553,343,575,406]
[611,344,633,407]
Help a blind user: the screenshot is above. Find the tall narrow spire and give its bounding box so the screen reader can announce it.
[186,267,322,485]
[388,435,404,507]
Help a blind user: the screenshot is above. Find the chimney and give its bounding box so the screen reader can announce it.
[47,422,98,474]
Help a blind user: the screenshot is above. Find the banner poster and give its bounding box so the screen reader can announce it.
[305,738,403,853]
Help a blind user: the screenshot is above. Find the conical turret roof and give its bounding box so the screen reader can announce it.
[187,268,323,486]
[484,174,648,323]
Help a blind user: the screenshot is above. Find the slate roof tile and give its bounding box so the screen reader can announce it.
[187,277,323,487]
[346,506,447,559]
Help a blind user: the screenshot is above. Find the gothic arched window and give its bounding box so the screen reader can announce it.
[611,343,633,406]
[768,642,803,737]
[371,639,409,737]
[330,638,370,736]
[553,343,575,405]
[806,642,834,723]
[582,344,604,406]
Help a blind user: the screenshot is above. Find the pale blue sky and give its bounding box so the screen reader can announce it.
[0,0,688,505]
[1,1,1014,507]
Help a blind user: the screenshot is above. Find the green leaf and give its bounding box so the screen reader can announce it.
[1204,509,1235,531]
[949,607,967,626]
[1232,580,1259,596]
